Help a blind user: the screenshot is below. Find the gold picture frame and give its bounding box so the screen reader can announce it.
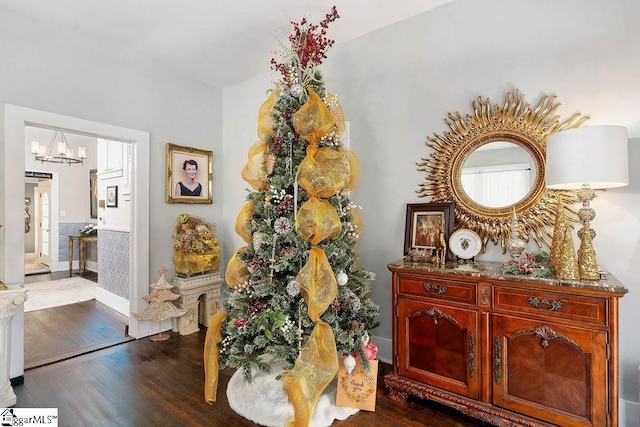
[166,143,213,204]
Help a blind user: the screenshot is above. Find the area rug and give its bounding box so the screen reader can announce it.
[24,253,50,276]
[25,262,51,276]
[227,361,358,427]
[24,277,97,312]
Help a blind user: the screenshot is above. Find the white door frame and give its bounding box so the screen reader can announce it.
[2,104,151,379]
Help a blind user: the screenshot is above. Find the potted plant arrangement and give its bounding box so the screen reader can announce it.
[79,223,97,237]
[500,250,554,278]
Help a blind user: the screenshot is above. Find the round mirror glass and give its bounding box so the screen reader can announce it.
[460,141,536,208]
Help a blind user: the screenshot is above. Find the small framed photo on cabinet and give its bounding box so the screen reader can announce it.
[404,202,455,258]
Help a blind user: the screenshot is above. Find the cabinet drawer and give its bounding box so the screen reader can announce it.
[493,286,607,326]
[398,275,477,305]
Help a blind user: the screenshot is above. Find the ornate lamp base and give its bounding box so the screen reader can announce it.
[578,224,600,280]
[576,185,600,280]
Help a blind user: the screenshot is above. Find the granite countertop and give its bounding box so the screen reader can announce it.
[387,259,629,294]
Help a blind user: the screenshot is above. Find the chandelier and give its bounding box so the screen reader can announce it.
[31,130,86,165]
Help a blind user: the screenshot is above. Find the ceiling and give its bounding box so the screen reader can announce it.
[0,0,452,88]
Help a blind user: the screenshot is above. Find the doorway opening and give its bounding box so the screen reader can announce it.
[22,127,129,368]
[24,174,57,276]
[3,104,151,380]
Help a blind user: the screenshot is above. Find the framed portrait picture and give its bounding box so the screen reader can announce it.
[89,169,98,218]
[106,185,118,208]
[404,202,456,259]
[166,143,213,204]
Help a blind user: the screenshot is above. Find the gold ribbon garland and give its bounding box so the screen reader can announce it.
[204,309,228,403]
[281,321,339,427]
[204,85,349,427]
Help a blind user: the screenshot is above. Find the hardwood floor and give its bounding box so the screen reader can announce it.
[14,325,488,426]
[17,271,487,426]
[24,299,132,370]
[23,269,132,370]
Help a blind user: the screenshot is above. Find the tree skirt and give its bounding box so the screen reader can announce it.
[227,362,358,427]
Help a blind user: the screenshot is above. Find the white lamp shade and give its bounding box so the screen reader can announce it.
[545,125,629,190]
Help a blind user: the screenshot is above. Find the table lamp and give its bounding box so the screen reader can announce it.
[545,125,629,280]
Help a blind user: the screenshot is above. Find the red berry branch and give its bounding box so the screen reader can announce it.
[271,6,340,80]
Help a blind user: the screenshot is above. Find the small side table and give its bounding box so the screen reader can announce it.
[172,272,222,335]
[68,235,98,276]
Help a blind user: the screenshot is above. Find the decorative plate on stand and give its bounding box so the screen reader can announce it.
[449,229,482,260]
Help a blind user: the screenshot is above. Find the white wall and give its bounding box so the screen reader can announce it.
[222,0,640,423]
[0,5,224,281]
[221,74,273,263]
[97,139,130,230]
[0,6,223,378]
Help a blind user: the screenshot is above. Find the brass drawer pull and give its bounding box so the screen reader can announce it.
[527,296,563,311]
[423,283,447,295]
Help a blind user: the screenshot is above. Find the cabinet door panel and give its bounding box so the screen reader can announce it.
[493,315,607,427]
[398,299,478,398]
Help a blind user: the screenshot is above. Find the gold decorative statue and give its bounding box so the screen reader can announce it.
[434,223,447,267]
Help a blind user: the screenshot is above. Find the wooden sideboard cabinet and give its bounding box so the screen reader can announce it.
[385,260,628,427]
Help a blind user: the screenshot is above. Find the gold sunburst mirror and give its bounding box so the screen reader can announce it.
[417,89,588,252]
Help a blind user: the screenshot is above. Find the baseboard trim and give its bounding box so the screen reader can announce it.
[52,261,72,273]
[51,261,97,274]
[372,335,392,365]
[96,288,130,317]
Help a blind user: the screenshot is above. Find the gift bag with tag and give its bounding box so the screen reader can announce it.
[336,354,379,411]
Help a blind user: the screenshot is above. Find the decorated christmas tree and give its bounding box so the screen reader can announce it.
[205,7,379,425]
